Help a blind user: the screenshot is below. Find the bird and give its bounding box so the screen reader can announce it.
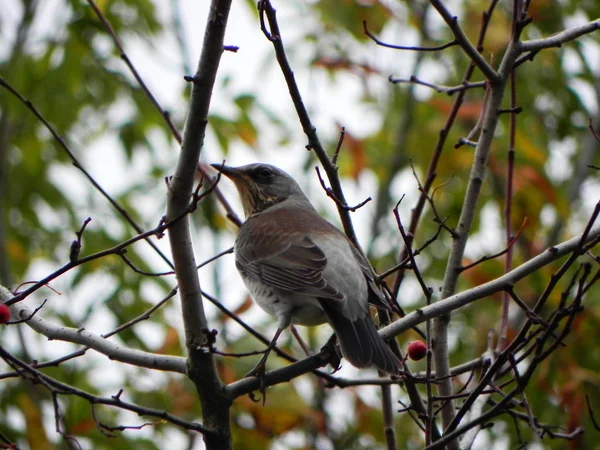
[211,162,400,376]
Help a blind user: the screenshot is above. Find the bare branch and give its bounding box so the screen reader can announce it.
[390,0,501,300]
[429,0,500,81]
[381,223,600,340]
[315,167,372,212]
[587,395,600,431]
[164,0,234,446]
[520,19,600,53]
[8,186,213,306]
[0,346,213,435]
[393,197,432,299]
[0,75,175,271]
[389,75,486,95]
[257,0,362,246]
[364,20,458,52]
[433,18,523,432]
[0,286,186,373]
[85,0,182,142]
[332,127,345,165]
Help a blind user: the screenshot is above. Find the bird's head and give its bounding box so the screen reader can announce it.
[211,163,309,217]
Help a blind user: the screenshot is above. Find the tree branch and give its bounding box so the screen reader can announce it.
[389,0,501,299]
[519,19,600,52]
[431,11,526,432]
[382,223,600,340]
[0,346,213,436]
[258,0,361,246]
[0,285,186,373]
[165,0,234,448]
[429,0,500,82]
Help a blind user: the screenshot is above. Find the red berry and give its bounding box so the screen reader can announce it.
[0,304,10,324]
[407,340,427,361]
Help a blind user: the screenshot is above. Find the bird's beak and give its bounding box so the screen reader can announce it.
[211,163,254,192]
[210,163,241,180]
[210,163,258,217]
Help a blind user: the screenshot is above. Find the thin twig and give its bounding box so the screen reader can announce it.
[86,0,182,142]
[393,196,432,299]
[0,346,214,435]
[364,20,458,52]
[0,75,175,271]
[459,218,526,272]
[388,75,486,95]
[429,0,500,82]
[315,167,372,212]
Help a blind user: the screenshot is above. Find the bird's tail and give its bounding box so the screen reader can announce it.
[320,302,400,374]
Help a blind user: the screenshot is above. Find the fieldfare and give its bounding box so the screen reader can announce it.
[212,163,399,376]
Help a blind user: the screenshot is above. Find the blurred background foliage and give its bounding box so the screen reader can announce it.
[0,0,599,449]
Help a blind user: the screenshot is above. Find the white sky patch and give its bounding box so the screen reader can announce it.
[540,204,557,228]
[545,137,576,183]
[463,202,504,260]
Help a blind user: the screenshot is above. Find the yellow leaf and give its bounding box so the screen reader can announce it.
[18,393,54,450]
[515,129,547,166]
[94,0,108,12]
[7,240,28,264]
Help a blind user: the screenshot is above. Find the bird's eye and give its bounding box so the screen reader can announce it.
[256,167,273,180]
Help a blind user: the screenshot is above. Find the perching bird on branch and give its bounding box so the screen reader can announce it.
[212,162,399,377]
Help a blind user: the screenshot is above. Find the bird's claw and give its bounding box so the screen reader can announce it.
[244,356,267,379]
[329,356,342,373]
[249,391,263,403]
[320,334,342,373]
[245,358,268,405]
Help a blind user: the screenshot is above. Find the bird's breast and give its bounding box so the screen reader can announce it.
[240,275,328,327]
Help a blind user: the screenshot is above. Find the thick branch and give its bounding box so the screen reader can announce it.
[0,286,186,373]
[432,24,521,433]
[520,19,600,52]
[165,1,234,448]
[390,0,501,299]
[382,225,600,340]
[0,346,213,435]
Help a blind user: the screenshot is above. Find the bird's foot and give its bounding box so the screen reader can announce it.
[248,389,267,405]
[320,334,342,373]
[244,358,267,379]
[245,356,269,405]
[243,327,283,405]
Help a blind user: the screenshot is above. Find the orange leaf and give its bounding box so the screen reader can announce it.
[221,295,254,323]
[166,380,196,416]
[312,57,380,75]
[428,97,484,122]
[338,127,367,181]
[69,418,96,435]
[512,166,556,203]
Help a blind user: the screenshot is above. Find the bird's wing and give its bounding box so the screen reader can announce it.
[349,244,397,312]
[235,219,344,301]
